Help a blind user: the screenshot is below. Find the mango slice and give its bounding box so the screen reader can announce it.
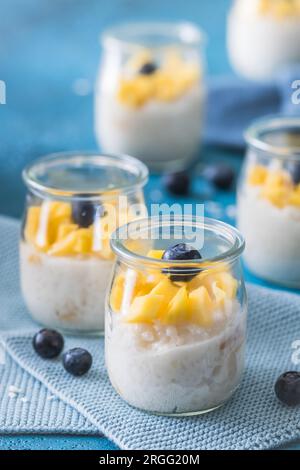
[56,223,78,241]
[161,287,189,324]
[125,293,166,323]
[146,249,164,260]
[189,286,214,326]
[248,165,268,186]
[150,278,180,304]
[47,228,92,256]
[24,206,41,244]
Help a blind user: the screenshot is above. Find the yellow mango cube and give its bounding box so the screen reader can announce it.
[150,278,180,304]
[212,272,238,299]
[74,229,93,254]
[247,165,268,186]
[47,231,78,256]
[161,287,189,324]
[189,286,214,326]
[261,185,290,208]
[212,283,227,307]
[24,206,41,244]
[56,223,78,241]
[125,293,165,323]
[146,249,164,260]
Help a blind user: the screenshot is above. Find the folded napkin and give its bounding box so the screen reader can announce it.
[1,215,300,450]
[205,67,300,149]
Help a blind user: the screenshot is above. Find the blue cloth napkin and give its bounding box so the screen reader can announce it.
[1,214,300,450]
[205,68,300,149]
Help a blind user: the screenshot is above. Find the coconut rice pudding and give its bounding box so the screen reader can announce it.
[238,116,300,287]
[20,152,148,334]
[95,22,206,171]
[105,216,247,415]
[227,0,300,80]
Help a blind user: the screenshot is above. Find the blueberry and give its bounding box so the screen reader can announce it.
[163,171,190,196]
[202,164,235,190]
[162,243,202,282]
[62,348,92,377]
[290,163,300,185]
[33,329,64,359]
[72,196,104,228]
[139,62,158,75]
[275,371,300,406]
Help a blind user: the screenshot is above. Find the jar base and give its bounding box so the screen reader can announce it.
[150,402,225,417]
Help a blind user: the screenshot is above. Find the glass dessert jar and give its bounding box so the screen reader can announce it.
[106,215,247,415]
[20,152,148,334]
[227,0,300,81]
[95,22,206,172]
[237,116,300,287]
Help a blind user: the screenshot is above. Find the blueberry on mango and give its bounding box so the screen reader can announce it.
[63,348,93,376]
[33,329,64,359]
[72,197,104,228]
[162,243,202,282]
[275,371,300,406]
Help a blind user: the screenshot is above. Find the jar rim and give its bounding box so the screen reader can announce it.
[245,115,300,161]
[22,151,149,200]
[101,21,205,51]
[111,215,245,268]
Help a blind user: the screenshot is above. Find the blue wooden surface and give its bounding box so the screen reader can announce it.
[0,0,299,450]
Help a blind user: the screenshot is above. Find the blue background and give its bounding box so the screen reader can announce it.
[0,0,299,450]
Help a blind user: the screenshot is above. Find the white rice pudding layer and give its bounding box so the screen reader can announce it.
[238,187,300,286]
[227,0,300,80]
[105,300,246,414]
[20,242,113,332]
[95,85,204,169]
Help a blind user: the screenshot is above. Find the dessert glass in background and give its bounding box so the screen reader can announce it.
[20,152,148,334]
[95,22,206,172]
[227,0,300,80]
[106,215,247,415]
[238,116,300,287]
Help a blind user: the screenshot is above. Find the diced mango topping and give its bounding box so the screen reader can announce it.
[125,294,166,324]
[247,165,300,208]
[258,0,300,18]
[110,249,238,327]
[23,200,132,260]
[248,165,268,186]
[189,286,214,327]
[161,287,189,325]
[117,50,200,108]
[146,249,164,260]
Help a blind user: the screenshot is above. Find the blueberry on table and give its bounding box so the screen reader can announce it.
[162,243,202,282]
[139,62,158,75]
[163,171,190,196]
[33,329,64,359]
[63,348,92,377]
[72,197,104,228]
[202,164,235,191]
[275,371,300,406]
